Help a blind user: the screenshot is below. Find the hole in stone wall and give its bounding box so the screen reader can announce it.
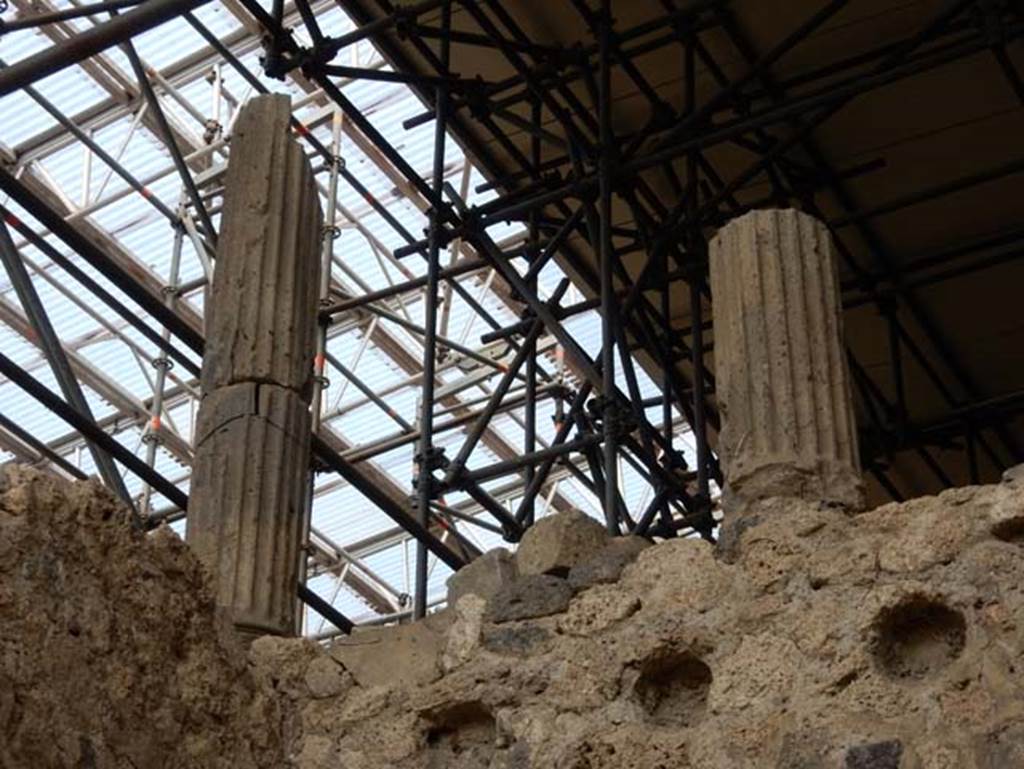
[424,701,495,769]
[633,649,712,726]
[872,597,966,680]
[992,517,1024,545]
[829,670,859,695]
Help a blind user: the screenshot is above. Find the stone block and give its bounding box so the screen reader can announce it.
[621,537,729,613]
[187,383,310,636]
[845,740,902,769]
[202,94,323,397]
[567,535,650,591]
[558,584,641,636]
[484,574,573,624]
[295,735,338,769]
[877,504,973,574]
[516,508,610,577]
[446,547,517,605]
[481,622,553,656]
[442,594,486,672]
[304,656,352,699]
[247,635,321,699]
[328,621,443,689]
[707,633,800,716]
[1002,463,1024,486]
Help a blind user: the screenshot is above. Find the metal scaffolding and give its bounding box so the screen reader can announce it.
[0,0,1022,629]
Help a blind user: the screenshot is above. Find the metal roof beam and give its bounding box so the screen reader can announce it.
[0,0,215,97]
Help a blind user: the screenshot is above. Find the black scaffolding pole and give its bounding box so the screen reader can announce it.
[0,350,186,512]
[0,221,134,511]
[413,0,452,620]
[597,0,619,533]
[0,0,214,97]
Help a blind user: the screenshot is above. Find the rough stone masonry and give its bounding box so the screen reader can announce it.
[4,465,1024,767]
[283,472,1024,768]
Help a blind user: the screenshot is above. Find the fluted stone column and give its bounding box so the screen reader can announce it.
[187,94,322,636]
[708,209,863,511]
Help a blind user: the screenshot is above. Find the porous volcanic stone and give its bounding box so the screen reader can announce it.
[10,466,1024,769]
[304,656,352,700]
[484,574,573,623]
[446,547,517,605]
[845,740,902,769]
[516,508,610,577]
[0,465,290,768]
[481,622,553,656]
[567,535,650,591]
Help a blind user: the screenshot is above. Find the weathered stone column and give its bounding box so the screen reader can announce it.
[187,94,322,636]
[708,208,863,510]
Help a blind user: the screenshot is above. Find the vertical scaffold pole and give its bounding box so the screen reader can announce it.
[598,0,619,533]
[414,0,452,620]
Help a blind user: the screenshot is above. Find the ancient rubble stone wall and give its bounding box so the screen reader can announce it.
[4,464,1024,768]
[286,468,1024,769]
[0,466,291,768]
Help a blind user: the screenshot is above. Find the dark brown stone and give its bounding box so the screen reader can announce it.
[845,740,902,769]
[484,574,572,624]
